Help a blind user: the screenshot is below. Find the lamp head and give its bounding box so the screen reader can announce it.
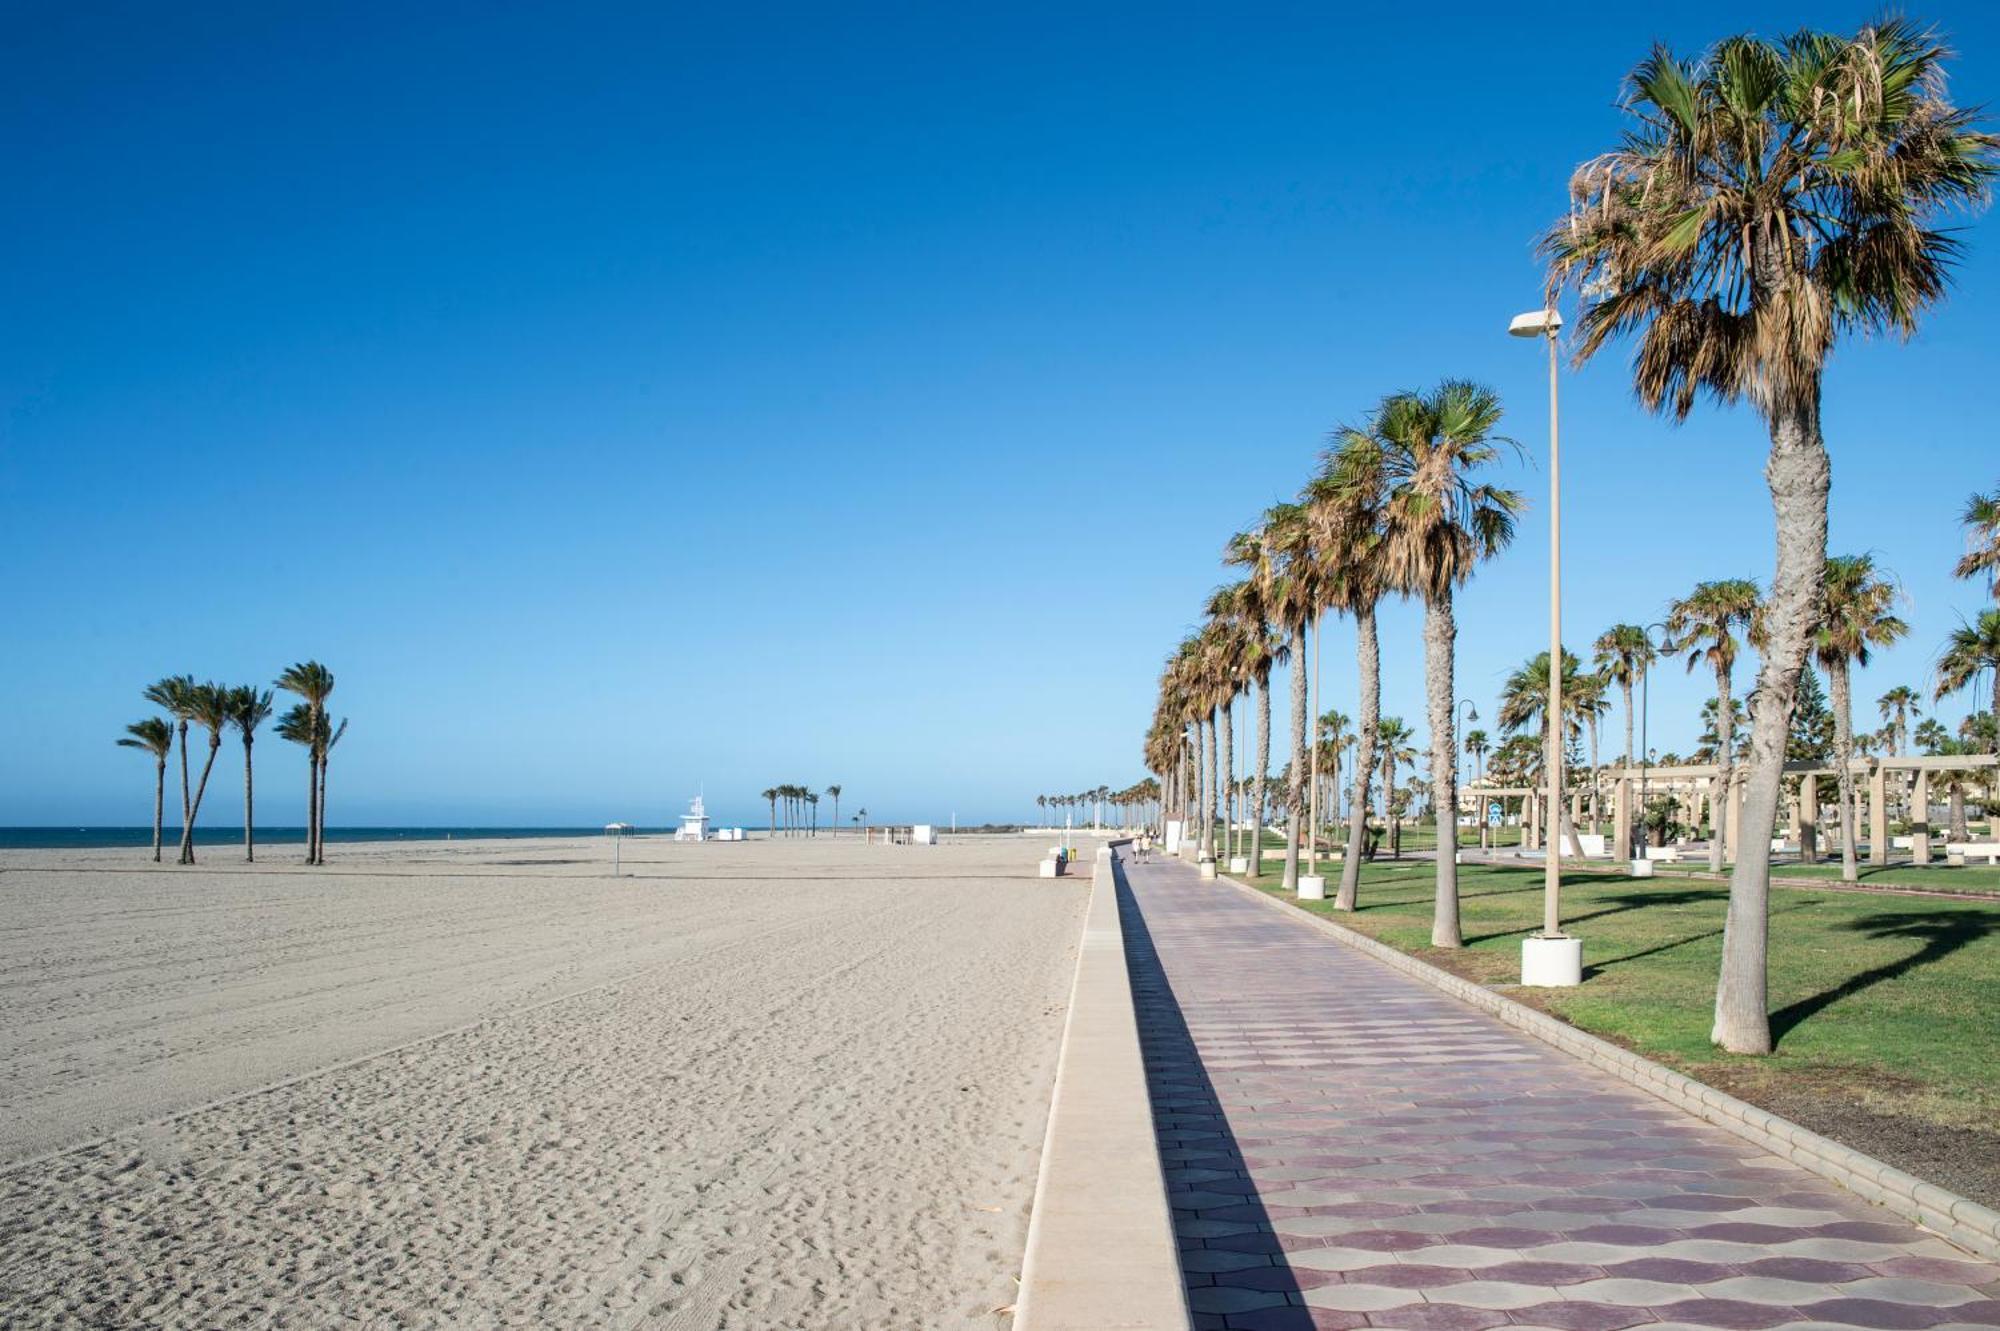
[1509,308,1563,338]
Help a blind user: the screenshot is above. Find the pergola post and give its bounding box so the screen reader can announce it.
[1911,769,1931,865]
[1800,772,1819,863]
[1869,762,1890,865]
[1613,776,1632,861]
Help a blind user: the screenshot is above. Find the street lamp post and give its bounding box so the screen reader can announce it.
[1511,306,1580,987]
[1639,620,1670,861]
[1455,698,1478,859]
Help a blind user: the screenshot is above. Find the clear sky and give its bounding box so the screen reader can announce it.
[5,2,1998,829]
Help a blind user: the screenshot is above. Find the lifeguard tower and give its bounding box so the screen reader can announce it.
[673,795,711,842]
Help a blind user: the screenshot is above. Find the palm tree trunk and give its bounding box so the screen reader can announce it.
[243,738,256,863]
[1425,597,1460,946]
[1714,393,1831,1056]
[1252,673,1271,878]
[317,753,329,863]
[1336,603,1380,912]
[1830,663,1859,883]
[1623,676,1636,768]
[183,738,221,866]
[1711,664,1733,873]
[305,746,317,864]
[1219,698,1234,864]
[1949,781,1968,841]
[1203,711,1218,861]
[1282,624,1307,890]
[175,720,191,864]
[152,758,165,864]
[1587,717,1601,836]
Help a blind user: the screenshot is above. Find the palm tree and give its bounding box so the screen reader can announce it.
[1955,482,2000,597]
[318,715,348,854]
[143,675,197,851]
[1571,671,1611,835]
[1316,710,1351,843]
[1463,727,1491,848]
[764,788,780,836]
[1815,555,1908,883]
[117,718,174,863]
[274,703,315,851]
[1497,648,1589,860]
[275,661,335,865]
[1936,610,2000,710]
[1375,716,1417,859]
[228,686,274,862]
[1202,587,1253,864]
[1594,624,1658,769]
[1236,509,1319,888]
[175,683,231,865]
[826,784,842,837]
[1300,458,1388,913]
[1664,579,1761,872]
[1543,21,1996,1055]
[1876,686,1922,757]
[1324,380,1519,942]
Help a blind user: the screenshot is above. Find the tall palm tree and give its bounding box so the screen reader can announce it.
[1497,648,1589,859]
[176,682,231,865]
[1300,461,1389,913]
[1464,727,1491,848]
[143,675,196,851]
[826,785,842,837]
[1664,579,1761,872]
[765,788,780,836]
[1955,482,2000,597]
[275,661,335,865]
[1224,524,1291,879]
[1316,710,1351,842]
[1594,624,1658,769]
[117,718,174,863]
[274,703,315,851]
[1571,670,1611,835]
[1375,716,1417,860]
[318,715,348,855]
[1238,507,1319,889]
[1815,555,1908,882]
[1544,21,1997,1054]
[1876,686,1922,757]
[228,686,274,862]
[1325,380,1519,943]
[1202,589,1251,864]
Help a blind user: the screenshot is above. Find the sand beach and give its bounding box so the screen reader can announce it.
[0,832,1086,1328]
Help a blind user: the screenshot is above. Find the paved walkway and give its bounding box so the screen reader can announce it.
[1116,849,2000,1331]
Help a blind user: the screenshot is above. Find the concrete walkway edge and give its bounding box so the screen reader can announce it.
[1017,852,1193,1331]
[1216,869,2000,1262]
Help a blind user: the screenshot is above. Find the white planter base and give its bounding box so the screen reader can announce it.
[1522,934,1582,987]
[1038,858,1061,879]
[1297,874,1326,901]
[1197,858,1217,880]
[1629,858,1655,878]
[1228,855,1249,873]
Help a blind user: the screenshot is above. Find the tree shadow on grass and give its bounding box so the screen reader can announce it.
[1464,888,1725,946]
[1771,908,2000,1044]
[1581,899,1813,976]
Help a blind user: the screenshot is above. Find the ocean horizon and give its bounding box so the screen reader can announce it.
[0,826,664,851]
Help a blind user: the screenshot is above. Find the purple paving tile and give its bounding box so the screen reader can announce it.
[1114,852,1987,1331]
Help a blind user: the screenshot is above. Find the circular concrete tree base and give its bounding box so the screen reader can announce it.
[1297,874,1326,900]
[1228,855,1249,873]
[1197,858,1217,880]
[1522,934,1582,987]
[1630,858,1655,878]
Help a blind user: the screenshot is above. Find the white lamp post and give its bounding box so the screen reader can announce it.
[1511,306,1581,987]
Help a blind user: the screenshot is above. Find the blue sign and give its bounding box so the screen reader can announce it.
[1486,801,1503,827]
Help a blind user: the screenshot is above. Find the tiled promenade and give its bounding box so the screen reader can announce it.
[1116,849,2000,1331]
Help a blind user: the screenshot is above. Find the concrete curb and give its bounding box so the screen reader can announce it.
[1213,870,2000,1262]
[1016,851,1192,1330]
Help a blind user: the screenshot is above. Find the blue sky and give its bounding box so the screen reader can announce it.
[5,2,1998,828]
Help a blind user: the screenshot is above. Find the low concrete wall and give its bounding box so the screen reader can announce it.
[1215,872,2000,1263]
[1016,852,1191,1331]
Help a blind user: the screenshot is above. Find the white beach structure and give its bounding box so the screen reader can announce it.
[674,795,711,843]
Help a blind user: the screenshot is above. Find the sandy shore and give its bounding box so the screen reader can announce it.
[0,833,1087,1328]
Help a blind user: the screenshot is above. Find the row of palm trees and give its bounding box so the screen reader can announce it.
[760,784,851,835]
[1146,22,1996,1055]
[118,662,344,865]
[1034,783,1167,830]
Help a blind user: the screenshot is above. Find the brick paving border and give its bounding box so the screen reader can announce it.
[1212,868,2000,1263]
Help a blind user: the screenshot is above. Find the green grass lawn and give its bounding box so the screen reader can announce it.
[1222,855,2000,1139]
